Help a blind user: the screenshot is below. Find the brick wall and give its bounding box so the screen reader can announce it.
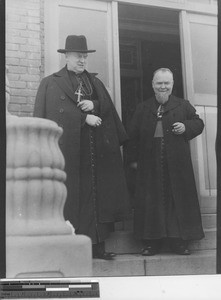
[6,0,43,116]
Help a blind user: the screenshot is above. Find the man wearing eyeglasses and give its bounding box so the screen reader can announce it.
[128,68,204,256]
[34,35,129,260]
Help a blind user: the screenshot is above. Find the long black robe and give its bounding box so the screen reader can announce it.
[33,66,129,243]
[128,96,205,241]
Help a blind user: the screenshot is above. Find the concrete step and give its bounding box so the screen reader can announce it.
[92,250,216,276]
[202,213,217,229]
[105,228,216,254]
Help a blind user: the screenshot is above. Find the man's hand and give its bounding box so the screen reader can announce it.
[85,115,102,127]
[77,100,94,112]
[172,122,186,135]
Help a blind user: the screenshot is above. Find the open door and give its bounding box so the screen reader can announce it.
[118,3,183,209]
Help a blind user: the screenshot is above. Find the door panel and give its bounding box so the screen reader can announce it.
[189,14,217,102]
[180,11,217,215]
[44,0,118,100]
[195,106,217,213]
[58,1,109,85]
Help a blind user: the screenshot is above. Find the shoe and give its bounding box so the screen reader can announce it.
[141,239,162,256]
[92,242,116,260]
[170,239,191,255]
[173,245,191,255]
[93,251,116,260]
[141,246,158,256]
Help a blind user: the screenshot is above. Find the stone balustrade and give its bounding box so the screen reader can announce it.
[6,116,71,236]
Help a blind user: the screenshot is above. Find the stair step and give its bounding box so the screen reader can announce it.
[105,228,216,254]
[202,213,216,229]
[92,250,216,276]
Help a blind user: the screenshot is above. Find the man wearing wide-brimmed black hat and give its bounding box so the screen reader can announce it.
[34,35,129,260]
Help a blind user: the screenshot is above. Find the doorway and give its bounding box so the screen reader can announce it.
[118,3,183,201]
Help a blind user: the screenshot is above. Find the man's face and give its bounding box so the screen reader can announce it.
[65,52,88,73]
[152,71,174,103]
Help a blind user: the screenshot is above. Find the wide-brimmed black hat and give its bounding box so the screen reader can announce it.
[57,35,96,53]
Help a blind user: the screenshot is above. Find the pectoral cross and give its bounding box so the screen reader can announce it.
[75,82,83,103]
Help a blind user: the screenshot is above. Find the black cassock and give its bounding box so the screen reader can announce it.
[134,104,180,239]
[34,67,129,244]
[69,71,113,243]
[128,96,205,241]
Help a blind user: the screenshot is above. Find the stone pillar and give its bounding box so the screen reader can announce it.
[6,75,92,278]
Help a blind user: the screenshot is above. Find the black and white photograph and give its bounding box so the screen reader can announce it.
[2,0,221,298]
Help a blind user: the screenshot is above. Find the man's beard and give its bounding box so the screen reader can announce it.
[155,91,171,104]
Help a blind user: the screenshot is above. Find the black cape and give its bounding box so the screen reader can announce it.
[34,67,129,229]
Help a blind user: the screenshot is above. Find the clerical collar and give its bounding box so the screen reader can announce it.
[67,69,85,77]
